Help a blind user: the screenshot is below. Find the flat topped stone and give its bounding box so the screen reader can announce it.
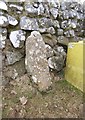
[25,31,52,91]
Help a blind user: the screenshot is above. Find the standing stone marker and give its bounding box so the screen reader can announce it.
[25,31,52,91]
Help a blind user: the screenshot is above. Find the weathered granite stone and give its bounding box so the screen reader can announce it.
[69,9,77,18]
[7,15,18,26]
[60,2,66,11]
[43,4,50,17]
[0,1,8,11]
[38,3,45,15]
[64,30,75,37]
[47,27,55,34]
[68,20,77,29]
[50,8,58,19]
[20,16,39,30]
[25,3,38,15]
[57,36,69,45]
[45,44,54,59]
[48,0,59,8]
[5,51,24,65]
[57,29,63,36]
[33,2,39,8]
[48,55,65,72]
[0,28,7,49]
[53,45,66,57]
[61,20,68,29]
[39,18,60,29]
[0,15,9,27]
[53,20,60,28]
[62,10,69,20]
[9,4,23,11]
[25,31,52,91]
[38,17,53,28]
[42,34,57,47]
[9,30,26,48]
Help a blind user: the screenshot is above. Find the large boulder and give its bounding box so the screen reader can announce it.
[25,31,52,91]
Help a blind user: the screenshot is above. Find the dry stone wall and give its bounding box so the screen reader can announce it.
[0,0,85,90]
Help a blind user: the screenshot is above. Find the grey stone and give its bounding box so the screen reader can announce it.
[9,4,23,11]
[42,34,57,47]
[0,1,8,11]
[50,8,58,19]
[25,31,52,91]
[9,30,26,48]
[47,27,55,34]
[33,2,39,8]
[45,44,54,59]
[5,51,24,65]
[57,29,63,36]
[38,17,53,28]
[44,4,50,17]
[38,3,45,15]
[0,15,9,27]
[64,30,75,37]
[53,45,66,57]
[7,15,18,26]
[20,16,39,30]
[25,3,38,15]
[57,36,69,45]
[60,2,66,11]
[0,28,7,49]
[61,20,68,29]
[68,20,77,29]
[53,20,60,28]
[62,10,69,20]
[48,55,65,72]
[69,29,75,37]
[38,28,47,33]
[48,0,59,8]
[69,9,77,18]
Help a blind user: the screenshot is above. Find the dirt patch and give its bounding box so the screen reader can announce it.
[2,74,83,118]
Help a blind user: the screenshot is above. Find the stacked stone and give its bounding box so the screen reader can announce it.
[0,0,85,90]
[0,0,84,50]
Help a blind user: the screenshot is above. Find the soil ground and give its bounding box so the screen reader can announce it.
[2,73,83,118]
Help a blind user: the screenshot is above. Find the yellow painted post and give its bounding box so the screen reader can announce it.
[65,41,84,92]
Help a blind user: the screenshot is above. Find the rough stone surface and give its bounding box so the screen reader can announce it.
[0,1,8,11]
[45,44,54,59]
[9,30,26,48]
[25,3,38,15]
[7,15,18,26]
[48,45,66,72]
[20,16,39,30]
[50,8,58,19]
[5,51,24,65]
[0,16,9,27]
[9,4,23,11]
[42,34,57,47]
[25,31,52,91]
[48,55,65,72]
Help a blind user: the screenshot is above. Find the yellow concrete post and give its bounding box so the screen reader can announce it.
[65,41,85,92]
